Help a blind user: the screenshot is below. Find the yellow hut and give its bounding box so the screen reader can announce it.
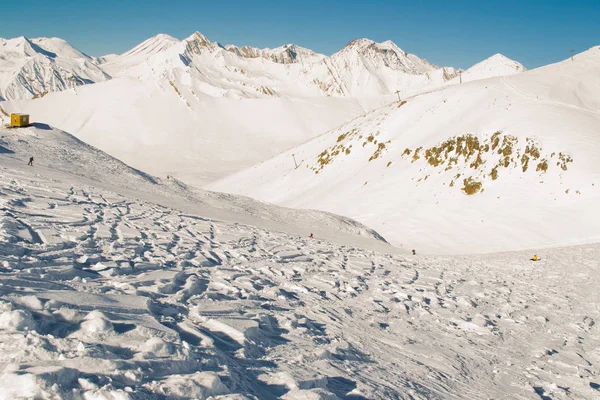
[10,113,30,127]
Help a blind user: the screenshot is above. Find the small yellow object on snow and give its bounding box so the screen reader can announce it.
[531,255,539,261]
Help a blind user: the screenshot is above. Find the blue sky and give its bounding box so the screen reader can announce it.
[2,0,599,69]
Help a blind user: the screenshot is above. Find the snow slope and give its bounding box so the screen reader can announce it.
[2,78,379,185]
[210,46,600,254]
[2,122,600,399]
[0,36,110,100]
[0,123,387,248]
[450,53,526,84]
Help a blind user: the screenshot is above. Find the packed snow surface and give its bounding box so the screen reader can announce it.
[210,47,600,254]
[1,125,600,399]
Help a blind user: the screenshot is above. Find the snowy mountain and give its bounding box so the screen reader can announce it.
[0,36,110,100]
[1,110,599,400]
[226,43,326,64]
[451,53,526,84]
[0,32,526,102]
[100,32,459,98]
[1,32,527,186]
[320,38,454,96]
[209,46,600,254]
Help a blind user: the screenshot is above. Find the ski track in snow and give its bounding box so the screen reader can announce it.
[1,165,599,399]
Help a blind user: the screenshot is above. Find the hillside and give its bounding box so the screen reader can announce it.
[209,46,600,254]
[2,120,600,400]
[0,123,387,248]
[1,78,379,185]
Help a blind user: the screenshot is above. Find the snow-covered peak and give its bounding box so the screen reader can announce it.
[263,43,325,64]
[332,37,438,76]
[184,31,211,45]
[183,31,224,55]
[224,42,325,64]
[457,53,525,83]
[341,38,409,57]
[0,36,41,57]
[482,53,525,70]
[377,40,407,55]
[0,35,110,100]
[343,38,376,50]
[30,37,90,59]
[120,33,179,58]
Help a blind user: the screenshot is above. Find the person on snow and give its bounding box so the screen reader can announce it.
[308,233,314,239]
[531,255,539,261]
[27,156,34,166]
[412,249,416,255]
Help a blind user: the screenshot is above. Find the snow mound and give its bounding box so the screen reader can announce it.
[139,337,175,358]
[80,311,114,333]
[147,372,229,399]
[0,308,35,332]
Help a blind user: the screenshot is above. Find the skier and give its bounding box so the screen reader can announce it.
[308,233,314,239]
[412,249,416,256]
[531,255,539,261]
[27,156,34,166]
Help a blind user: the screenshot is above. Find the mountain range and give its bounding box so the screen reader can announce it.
[0,32,526,185]
[1,32,525,101]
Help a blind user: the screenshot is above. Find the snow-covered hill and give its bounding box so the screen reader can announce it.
[0,123,387,247]
[0,36,110,100]
[2,77,381,185]
[2,118,600,400]
[210,46,600,254]
[450,53,526,84]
